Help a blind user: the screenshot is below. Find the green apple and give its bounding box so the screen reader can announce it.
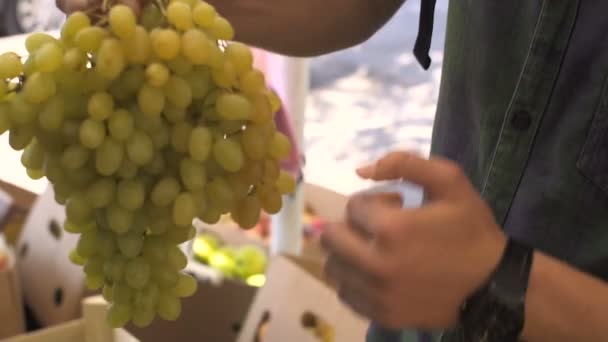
[192,233,220,263]
[235,245,267,279]
[208,247,238,277]
[245,274,266,287]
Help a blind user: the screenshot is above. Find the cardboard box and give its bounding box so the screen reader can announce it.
[3,296,139,342]
[0,245,26,340]
[0,180,37,246]
[237,255,369,342]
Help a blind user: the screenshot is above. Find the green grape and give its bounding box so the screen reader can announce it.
[209,16,234,40]
[213,138,245,172]
[186,67,211,99]
[66,192,93,224]
[199,202,221,224]
[96,139,124,176]
[38,96,65,131]
[83,255,104,276]
[216,93,252,120]
[61,11,91,44]
[192,190,207,216]
[83,69,112,93]
[79,119,105,149]
[44,155,65,184]
[71,165,96,187]
[26,168,44,180]
[276,170,297,194]
[258,186,282,214]
[85,273,104,290]
[211,61,237,89]
[268,132,292,160]
[232,195,261,229]
[167,245,187,270]
[122,26,152,65]
[0,52,23,78]
[151,123,170,149]
[63,47,87,70]
[102,285,114,302]
[153,264,179,289]
[96,38,126,80]
[107,303,133,328]
[98,231,117,258]
[227,173,250,200]
[132,308,155,328]
[162,103,186,123]
[126,130,154,166]
[9,97,37,131]
[118,232,144,259]
[241,124,269,160]
[249,92,273,124]
[240,69,266,96]
[107,203,134,234]
[23,72,56,104]
[170,121,192,153]
[151,177,181,207]
[108,109,134,141]
[74,26,109,53]
[192,2,217,28]
[145,153,166,175]
[157,292,181,321]
[206,40,224,69]
[206,177,234,210]
[60,144,90,170]
[164,75,192,109]
[188,126,212,162]
[125,257,151,289]
[181,29,209,65]
[110,5,136,39]
[25,33,58,53]
[21,140,45,170]
[167,2,193,31]
[117,158,139,179]
[225,42,253,75]
[145,63,170,87]
[88,91,114,121]
[9,124,35,151]
[262,159,280,183]
[152,29,180,60]
[34,43,63,73]
[22,55,37,77]
[63,94,87,119]
[56,69,85,95]
[104,255,126,282]
[143,236,168,264]
[121,66,145,94]
[134,283,160,311]
[134,108,163,133]
[0,104,10,134]
[117,179,145,210]
[173,192,196,227]
[138,84,165,117]
[0,80,6,98]
[179,158,206,192]
[141,3,165,30]
[172,273,197,298]
[167,55,193,76]
[86,178,116,209]
[69,249,87,266]
[76,229,98,258]
[166,224,195,244]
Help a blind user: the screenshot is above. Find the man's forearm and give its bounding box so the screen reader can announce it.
[521,251,608,341]
[207,0,405,56]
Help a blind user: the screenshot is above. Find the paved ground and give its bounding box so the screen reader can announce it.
[304,0,448,193]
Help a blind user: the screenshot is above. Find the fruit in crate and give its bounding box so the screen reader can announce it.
[208,247,238,277]
[192,232,220,263]
[234,245,266,278]
[0,0,296,328]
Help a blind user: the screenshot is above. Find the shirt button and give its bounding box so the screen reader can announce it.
[510,110,532,130]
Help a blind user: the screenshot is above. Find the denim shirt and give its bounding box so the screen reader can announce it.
[368,1,608,341]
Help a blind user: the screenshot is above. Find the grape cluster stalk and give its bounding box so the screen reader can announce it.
[0,0,296,328]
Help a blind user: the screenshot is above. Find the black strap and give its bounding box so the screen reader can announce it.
[413,0,437,70]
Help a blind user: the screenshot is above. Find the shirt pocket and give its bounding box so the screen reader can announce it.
[576,76,608,195]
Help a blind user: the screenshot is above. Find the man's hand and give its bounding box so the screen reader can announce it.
[321,151,507,330]
[56,0,146,15]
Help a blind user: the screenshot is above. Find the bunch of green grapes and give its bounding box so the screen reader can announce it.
[0,0,296,328]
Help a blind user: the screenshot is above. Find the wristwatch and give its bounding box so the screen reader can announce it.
[459,237,534,341]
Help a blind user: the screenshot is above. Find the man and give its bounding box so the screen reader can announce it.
[57,1,608,341]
